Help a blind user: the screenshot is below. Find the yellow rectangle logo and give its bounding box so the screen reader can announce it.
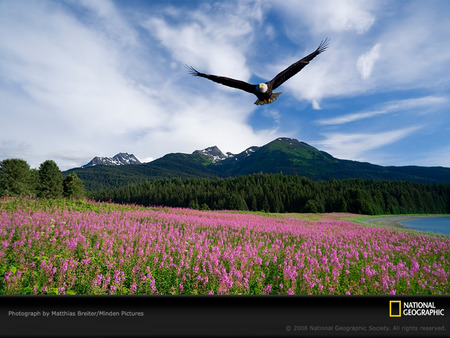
[390,301,402,317]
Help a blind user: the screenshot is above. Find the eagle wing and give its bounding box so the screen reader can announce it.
[268,38,329,91]
[186,65,255,94]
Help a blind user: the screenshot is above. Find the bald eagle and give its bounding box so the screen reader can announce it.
[187,39,329,105]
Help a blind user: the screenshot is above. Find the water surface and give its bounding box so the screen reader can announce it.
[400,217,450,235]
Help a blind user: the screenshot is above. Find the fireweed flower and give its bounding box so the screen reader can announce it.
[0,198,449,295]
[263,285,272,295]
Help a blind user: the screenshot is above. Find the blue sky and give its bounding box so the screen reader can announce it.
[1,0,449,170]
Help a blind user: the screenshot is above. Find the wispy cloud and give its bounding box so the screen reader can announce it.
[316,96,447,125]
[142,2,262,79]
[77,0,139,47]
[0,0,276,169]
[263,1,450,110]
[0,0,449,170]
[262,109,281,125]
[315,126,421,161]
[357,43,381,80]
[0,1,167,166]
[276,0,376,37]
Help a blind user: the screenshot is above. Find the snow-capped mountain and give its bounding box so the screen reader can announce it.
[65,137,450,191]
[193,145,261,163]
[230,146,260,161]
[192,146,231,163]
[82,153,141,168]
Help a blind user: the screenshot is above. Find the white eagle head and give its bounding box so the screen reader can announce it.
[256,83,268,93]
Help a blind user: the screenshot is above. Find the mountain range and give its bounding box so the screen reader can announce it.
[65,137,450,191]
[82,152,141,167]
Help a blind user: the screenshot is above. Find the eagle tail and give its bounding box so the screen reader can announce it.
[186,65,200,76]
[317,38,330,54]
[254,92,282,105]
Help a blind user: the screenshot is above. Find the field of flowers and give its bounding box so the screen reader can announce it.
[1,197,449,295]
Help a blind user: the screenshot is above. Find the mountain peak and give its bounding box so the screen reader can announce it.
[82,153,141,168]
[275,137,298,143]
[67,137,450,191]
[230,146,260,161]
[265,137,324,153]
[112,153,141,165]
[268,137,304,147]
[193,146,230,163]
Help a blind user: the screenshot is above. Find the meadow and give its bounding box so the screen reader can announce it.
[1,197,448,295]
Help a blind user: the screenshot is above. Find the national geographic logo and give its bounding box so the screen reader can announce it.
[389,301,402,317]
[389,301,445,317]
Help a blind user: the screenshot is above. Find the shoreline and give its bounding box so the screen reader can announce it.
[364,214,449,230]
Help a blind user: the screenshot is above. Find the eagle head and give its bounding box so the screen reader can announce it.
[256,83,268,93]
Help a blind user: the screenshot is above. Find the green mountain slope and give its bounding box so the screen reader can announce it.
[64,137,450,191]
[217,138,341,178]
[65,152,218,191]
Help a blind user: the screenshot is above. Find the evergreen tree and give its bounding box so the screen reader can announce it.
[63,173,86,199]
[38,160,63,198]
[30,169,39,193]
[92,173,450,215]
[226,192,248,211]
[249,194,258,211]
[262,196,270,213]
[188,198,200,210]
[304,199,321,213]
[0,159,34,197]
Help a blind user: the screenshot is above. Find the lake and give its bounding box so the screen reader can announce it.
[400,217,450,235]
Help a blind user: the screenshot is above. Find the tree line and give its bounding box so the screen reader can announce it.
[0,159,85,199]
[93,173,450,215]
[2,158,449,215]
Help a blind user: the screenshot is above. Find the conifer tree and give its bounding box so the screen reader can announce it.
[38,160,63,198]
[0,159,33,196]
[92,173,450,215]
[63,173,86,199]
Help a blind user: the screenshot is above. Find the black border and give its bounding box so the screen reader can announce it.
[1,295,448,338]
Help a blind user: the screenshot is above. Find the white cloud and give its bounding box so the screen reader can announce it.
[323,0,375,34]
[77,0,138,46]
[0,0,279,170]
[366,3,450,90]
[384,96,448,114]
[276,0,376,36]
[1,0,449,170]
[314,126,421,161]
[264,1,450,111]
[316,95,447,125]
[262,109,281,125]
[0,1,164,167]
[142,2,259,80]
[276,40,360,108]
[139,157,155,164]
[357,43,381,80]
